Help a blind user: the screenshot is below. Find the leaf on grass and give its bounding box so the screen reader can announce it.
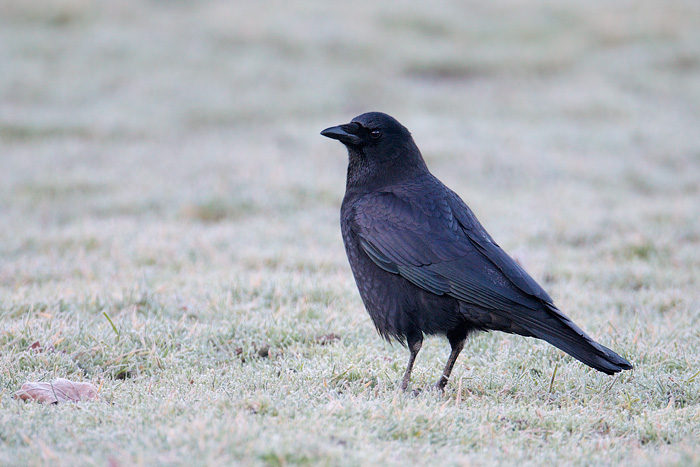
[257,345,270,358]
[250,342,270,358]
[28,341,42,351]
[315,333,341,345]
[15,379,99,404]
[27,340,55,353]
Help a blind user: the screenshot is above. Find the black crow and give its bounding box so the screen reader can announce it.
[321,111,632,391]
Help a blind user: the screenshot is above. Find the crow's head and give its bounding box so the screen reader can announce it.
[321,112,412,159]
[321,112,428,186]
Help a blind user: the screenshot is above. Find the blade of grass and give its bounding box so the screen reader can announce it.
[103,312,120,340]
[548,363,558,394]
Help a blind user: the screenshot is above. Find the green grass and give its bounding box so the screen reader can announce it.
[2,0,700,465]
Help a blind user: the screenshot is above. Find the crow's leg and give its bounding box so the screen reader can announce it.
[400,334,423,392]
[435,335,466,391]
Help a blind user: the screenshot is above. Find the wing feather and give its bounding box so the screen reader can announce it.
[350,188,548,312]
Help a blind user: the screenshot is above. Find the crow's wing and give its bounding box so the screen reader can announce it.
[349,187,551,312]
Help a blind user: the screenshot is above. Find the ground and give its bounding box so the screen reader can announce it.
[1,0,699,465]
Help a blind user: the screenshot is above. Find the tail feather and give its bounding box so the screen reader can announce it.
[541,329,632,374]
[530,304,632,374]
[480,302,633,374]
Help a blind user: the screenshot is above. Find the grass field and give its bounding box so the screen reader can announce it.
[2,0,700,465]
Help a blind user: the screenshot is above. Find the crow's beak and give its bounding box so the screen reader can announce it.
[321,122,363,146]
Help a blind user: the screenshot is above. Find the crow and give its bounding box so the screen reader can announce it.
[321,111,632,392]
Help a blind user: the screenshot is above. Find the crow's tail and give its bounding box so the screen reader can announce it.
[483,302,633,374]
[529,304,632,374]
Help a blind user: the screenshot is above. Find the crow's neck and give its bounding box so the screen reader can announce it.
[345,153,373,191]
[345,150,429,194]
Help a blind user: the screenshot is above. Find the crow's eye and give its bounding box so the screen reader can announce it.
[369,129,381,140]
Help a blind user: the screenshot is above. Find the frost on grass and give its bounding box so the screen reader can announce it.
[15,379,99,404]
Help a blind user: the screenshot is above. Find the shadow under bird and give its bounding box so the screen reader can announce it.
[321,112,632,392]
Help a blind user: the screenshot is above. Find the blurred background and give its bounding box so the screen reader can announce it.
[2,0,699,308]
